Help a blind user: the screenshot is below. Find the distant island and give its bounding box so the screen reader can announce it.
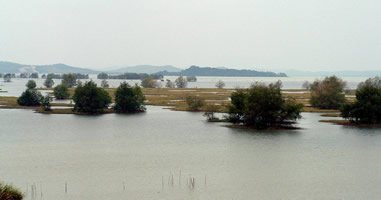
[0,61,286,77]
[0,61,98,74]
[156,65,287,77]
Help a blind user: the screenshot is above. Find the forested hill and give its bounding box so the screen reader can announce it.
[156,66,287,77]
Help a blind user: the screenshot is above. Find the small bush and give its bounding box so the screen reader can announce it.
[26,80,37,89]
[309,76,347,109]
[0,182,24,200]
[186,96,204,111]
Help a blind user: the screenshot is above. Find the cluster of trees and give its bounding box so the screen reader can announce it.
[42,73,89,79]
[304,76,381,124]
[140,76,189,88]
[18,79,146,114]
[99,73,163,80]
[18,81,51,111]
[2,73,15,82]
[19,72,39,78]
[341,77,381,124]
[226,81,303,128]
[72,81,145,113]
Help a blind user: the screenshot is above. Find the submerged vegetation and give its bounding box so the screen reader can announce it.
[0,182,24,200]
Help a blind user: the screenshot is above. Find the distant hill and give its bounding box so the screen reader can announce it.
[109,65,182,74]
[285,70,381,77]
[156,65,287,77]
[0,61,99,74]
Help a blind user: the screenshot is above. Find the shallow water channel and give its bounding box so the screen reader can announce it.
[1,106,381,200]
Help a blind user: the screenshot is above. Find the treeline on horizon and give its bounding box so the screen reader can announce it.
[97,72,163,80]
[0,72,89,79]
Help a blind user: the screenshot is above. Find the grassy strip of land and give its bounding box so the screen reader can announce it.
[320,119,381,127]
[320,113,341,117]
[1,88,356,114]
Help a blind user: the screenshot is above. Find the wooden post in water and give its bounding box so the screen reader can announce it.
[179,171,181,187]
[65,182,67,194]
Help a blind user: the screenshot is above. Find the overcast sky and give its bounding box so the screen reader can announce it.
[0,0,380,71]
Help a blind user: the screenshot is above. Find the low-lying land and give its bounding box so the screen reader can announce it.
[0,88,356,114]
[320,119,381,127]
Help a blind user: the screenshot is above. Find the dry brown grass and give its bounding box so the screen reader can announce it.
[5,88,357,113]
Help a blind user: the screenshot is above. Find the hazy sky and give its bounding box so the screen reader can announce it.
[0,0,380,71]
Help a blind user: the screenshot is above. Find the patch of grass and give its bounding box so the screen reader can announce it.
[320,113,341,117]
[302,106,339,113]
[225,124,301,130]
[8,88,357,115]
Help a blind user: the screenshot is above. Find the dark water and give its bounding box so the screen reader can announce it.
[1,106,381,200]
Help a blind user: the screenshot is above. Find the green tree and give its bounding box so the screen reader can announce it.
[72,81,112,113]
[17,89,43,106]
[309,76,347,109]
[61,73,77,88]
[113,82,145,112]
[31,72,39,78]
[3,73,12,82]
[54,84,70,99]
[141,76,159,88]
[227,81,303,128]
[44,77,55,88]
[186,95,204,111]
[341,77,381,123]
[26,80,37,89]
[101,79,109,88]
[175,76,187,88]
[40,95,52,111]
[97,72,109,79]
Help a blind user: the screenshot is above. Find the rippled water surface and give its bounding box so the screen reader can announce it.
[1,106,381,200]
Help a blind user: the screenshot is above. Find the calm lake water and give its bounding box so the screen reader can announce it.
[1,76,380,199]
[1,106,381,200]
